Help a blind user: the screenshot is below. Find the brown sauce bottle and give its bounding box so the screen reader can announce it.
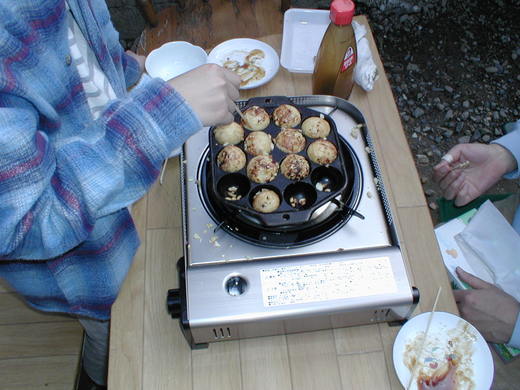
[312,0,357,99]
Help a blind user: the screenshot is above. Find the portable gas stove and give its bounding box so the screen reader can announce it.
[167,96,419,349]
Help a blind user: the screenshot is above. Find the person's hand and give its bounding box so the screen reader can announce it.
[454,267,520,344]
[125,50,146,74]
[167,64,240,127]
[432,142,516,206]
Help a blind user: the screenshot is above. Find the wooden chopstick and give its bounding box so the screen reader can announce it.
[406,286,443,390]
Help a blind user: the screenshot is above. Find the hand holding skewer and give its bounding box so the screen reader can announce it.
[433,142,517,206]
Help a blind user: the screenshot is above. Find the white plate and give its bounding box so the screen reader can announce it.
[393,311,493,390]
[207,38,279,90]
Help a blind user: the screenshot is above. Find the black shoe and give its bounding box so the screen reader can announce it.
[76,366,107,390]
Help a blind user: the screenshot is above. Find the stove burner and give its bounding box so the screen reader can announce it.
[198,136,363,248]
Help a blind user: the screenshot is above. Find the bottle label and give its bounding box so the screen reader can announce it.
[340,47,356,72]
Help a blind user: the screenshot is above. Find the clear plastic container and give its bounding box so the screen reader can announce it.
[280,9,330,73]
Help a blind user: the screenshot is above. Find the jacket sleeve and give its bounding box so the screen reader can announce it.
[508,312,520,349]
[0,78,201,260]
[492,121,520,180]
[121,50,143,88]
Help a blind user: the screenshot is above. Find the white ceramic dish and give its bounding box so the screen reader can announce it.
[145,41,208,81]
[207,38,279,90]
[280,9,330,73]
[393,311,493,390]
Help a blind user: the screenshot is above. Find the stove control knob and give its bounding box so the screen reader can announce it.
[167,289,182,319]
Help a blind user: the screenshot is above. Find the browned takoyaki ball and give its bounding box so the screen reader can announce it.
[280,154,310,180]
[307,139,338,165]
[241,106,270,131]
[246,155,279,183]
[217,145,246,172]
[272,104,301,128]
[244,131,274,156]
[274,128,306,154]
[213,122,245,145]
[301,116,331,139]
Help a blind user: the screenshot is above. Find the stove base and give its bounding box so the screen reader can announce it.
[168,252,419,349]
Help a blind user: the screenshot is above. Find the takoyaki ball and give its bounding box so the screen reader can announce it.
[242,106,270,131]
[213,122,244,145]
[274,129,306,154]
[244,131,274,156]
[280,154,310,181]
[301,117,331,139]
[252,188,280,213]
[273,104,301,128]
[246,155,279,184]
[307,140,338,165]
[217,145,246,172]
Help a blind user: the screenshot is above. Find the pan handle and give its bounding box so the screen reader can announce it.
[331,198,365,220]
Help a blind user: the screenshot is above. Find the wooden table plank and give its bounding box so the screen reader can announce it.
[394,206,457,314]
[192,341,241,390]
[0,321,82,359]
[287,330,342,390]
[108,195,148,390]
[146,157,183,229]
[0,355,79,390]
[239,335,292,390]
[334,324,383,355]
[143,228,192,390]
[378,322,404,390]
[338,351,391,390]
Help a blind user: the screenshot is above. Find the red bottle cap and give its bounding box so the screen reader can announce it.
[330,0,355,25]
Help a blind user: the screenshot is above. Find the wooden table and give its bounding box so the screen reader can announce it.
[109,1,459,389]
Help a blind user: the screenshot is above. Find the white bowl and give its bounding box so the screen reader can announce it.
[145,41,208,81]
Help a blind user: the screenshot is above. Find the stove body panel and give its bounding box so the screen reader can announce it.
[184,247,417,345]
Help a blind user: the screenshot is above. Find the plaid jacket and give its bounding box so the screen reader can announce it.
[0,0,201,319]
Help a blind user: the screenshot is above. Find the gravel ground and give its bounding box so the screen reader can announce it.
[361,0,520,223]
[295,0,520,223]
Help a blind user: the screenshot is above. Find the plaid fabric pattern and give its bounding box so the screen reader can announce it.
[0,0,202,319]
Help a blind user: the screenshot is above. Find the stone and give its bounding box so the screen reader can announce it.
[413,108,425,118]
[407,63,420,72]
[425,189,436,197]
[416,154,430,165]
